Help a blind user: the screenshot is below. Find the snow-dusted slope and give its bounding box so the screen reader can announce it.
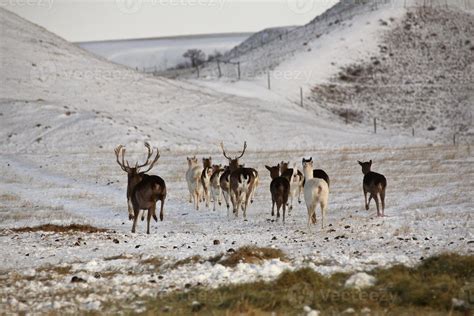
[0,7,420,154]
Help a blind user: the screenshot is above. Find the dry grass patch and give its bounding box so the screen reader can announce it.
[219,246,287,267]
[11,224,108,233]
[141,253,473,315]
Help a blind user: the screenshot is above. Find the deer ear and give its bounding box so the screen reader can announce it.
[358,161,362,165]
[369,160,372,165]
[265,165,271,171]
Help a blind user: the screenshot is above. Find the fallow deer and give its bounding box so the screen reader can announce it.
[280,162,304,210]
[186,156,203,210]
[200,157,213,208]
[265,164,290,222]
[114,143,166,234]
[210,164,224,211]
[358,160,387,217]
[302,157,329,229]
[220,141,257,219]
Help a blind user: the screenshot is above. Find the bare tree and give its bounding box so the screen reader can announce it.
[183,49,206,68]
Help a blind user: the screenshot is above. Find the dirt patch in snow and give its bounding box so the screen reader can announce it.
[9,224,108,234]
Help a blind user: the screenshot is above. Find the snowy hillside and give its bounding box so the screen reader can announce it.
[187,0,472,143]
[0,7,415,154]
[311,6,474,142]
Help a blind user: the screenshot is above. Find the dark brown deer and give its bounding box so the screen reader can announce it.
[265,164,290,222]
[114,143,166,234]
[358,160,387,217]
[220,141,257,219]
[200,157,213,208]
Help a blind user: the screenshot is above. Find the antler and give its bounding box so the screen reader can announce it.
[114,145,129,172]
[136,142,154,170]
[140,147,160,174]
[235,141,247,159]
[220,141,232,160]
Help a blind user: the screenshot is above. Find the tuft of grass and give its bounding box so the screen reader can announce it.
[141,253,473,315]
[219,246,287,267]
[11,224,107,233]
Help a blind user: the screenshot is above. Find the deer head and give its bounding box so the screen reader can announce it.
[302,157,313,176]
[220,141,247,171]
[202,157,212,169]
[358,160,372,175]
[265,164,280,179]
[115,143,160,188]
[187,156,199,168]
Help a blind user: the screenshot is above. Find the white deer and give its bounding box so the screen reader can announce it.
[186,156,203,210]
[302,157,329,229]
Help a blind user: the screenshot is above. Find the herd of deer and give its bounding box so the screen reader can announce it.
[114,142,387,234]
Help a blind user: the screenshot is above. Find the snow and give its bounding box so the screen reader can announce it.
[78,33,250,72]
[344,272,376,289]
[0,1,473,313]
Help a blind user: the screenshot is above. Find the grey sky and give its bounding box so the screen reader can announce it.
[3,0,338,42]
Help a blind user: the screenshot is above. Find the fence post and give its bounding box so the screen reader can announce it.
[217,60,222,78]
[196,65,200,78]
[267,72,271,90]
[373,118,377,134]
[300,87,303,107]
[412,127,415,137]
[237,62,241,80]
[453,133,456,145]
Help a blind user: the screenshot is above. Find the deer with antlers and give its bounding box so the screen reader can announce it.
[114,143,166,234]
[220,141,258,219]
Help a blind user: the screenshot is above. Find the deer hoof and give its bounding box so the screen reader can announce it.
[289,205,293,211]
[365,204,369,211]
[153,215,158,222]
[141,216,145,221]
[129,214,134,220]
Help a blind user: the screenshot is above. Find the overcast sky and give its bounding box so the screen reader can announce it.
[3,0,338,42]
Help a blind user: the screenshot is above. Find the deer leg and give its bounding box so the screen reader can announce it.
[146,206,154,235]
[159,198,164,221]
[243,193,250,220]
[282,203,286,223]
[289,192,293,211]
[141,210,145,221]
[271,198,275,216]
[380,189,386,217]
[127,199,134,220]
[320,200,327,229]
[276,202,281,221]
[131,209,139,233]
[374,194,381,217]
[364,188,369,210]
[298,184,302,204]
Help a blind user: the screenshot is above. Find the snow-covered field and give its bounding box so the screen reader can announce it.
[0,1,473,314]
[78,33,250,72]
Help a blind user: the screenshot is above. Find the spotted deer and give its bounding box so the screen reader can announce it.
[200,157,213,208]
[302,157,329,229]
[220,141,257,219]
[265,164,290,222]
[186,156,203,210]
[114,143,166,234]
[280,162,304,211]
[358,160,387,217]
